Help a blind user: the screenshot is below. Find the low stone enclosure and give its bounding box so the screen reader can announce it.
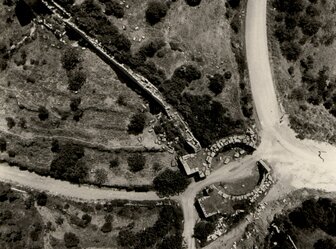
[197,160,273,218]
[179,127,258,178]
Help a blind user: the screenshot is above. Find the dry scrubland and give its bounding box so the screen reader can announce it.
[268,0,336,144]
[0,1,179,187]
[0,183,184,249]
[62,0,254,147]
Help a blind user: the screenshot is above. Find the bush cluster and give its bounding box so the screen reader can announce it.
[128,112,146,135]
[127,153,146,173]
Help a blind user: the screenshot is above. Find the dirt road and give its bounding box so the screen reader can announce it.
[182,0,336,248]
[0,165,160,201]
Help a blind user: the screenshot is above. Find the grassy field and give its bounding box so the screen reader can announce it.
[267,0,336,144]
[0,1,177,187]
[0,183,183,249]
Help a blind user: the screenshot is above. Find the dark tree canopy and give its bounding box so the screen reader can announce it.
[6,117,16,129]
[0,137,6,152]
[280,41,302,61]
[146,1,168,25]
[36,192,48,206]
[50,143,88,183]
[194,221,216,246]
[68,70,87,92]
[208,74,225,95]
[101,222,112,233]
[109,157,119,168]
[38,106,49,121]
[128,113,146,135]
[153,169,190,196]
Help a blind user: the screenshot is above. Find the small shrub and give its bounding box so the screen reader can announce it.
[51,139,60,153]
[18,117,27,129]
[109,158,119,168]
[101,222,112,233]
[73,109,84,122]
[0,138,6,152]
[36,192,48,206]
[8,150,16,158]
[95,168,108,186]
[6,117,15,129]
[208,74,225,95]
[82,214,92,225]
[70,97,81,111]
[27,75,36,84]
[38,106,49,121]
[68,70,86,92]
[128,154,146,172]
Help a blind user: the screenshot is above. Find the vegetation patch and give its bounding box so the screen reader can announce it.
[264,197,336,249]
[0,183,184,249]
[269,0,336,143]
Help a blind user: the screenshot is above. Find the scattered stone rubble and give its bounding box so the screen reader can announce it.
[198,160,273,218]
[180,128,258,178]
[197,161,273,244]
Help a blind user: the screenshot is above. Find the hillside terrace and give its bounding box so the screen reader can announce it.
[39,0,202,153]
